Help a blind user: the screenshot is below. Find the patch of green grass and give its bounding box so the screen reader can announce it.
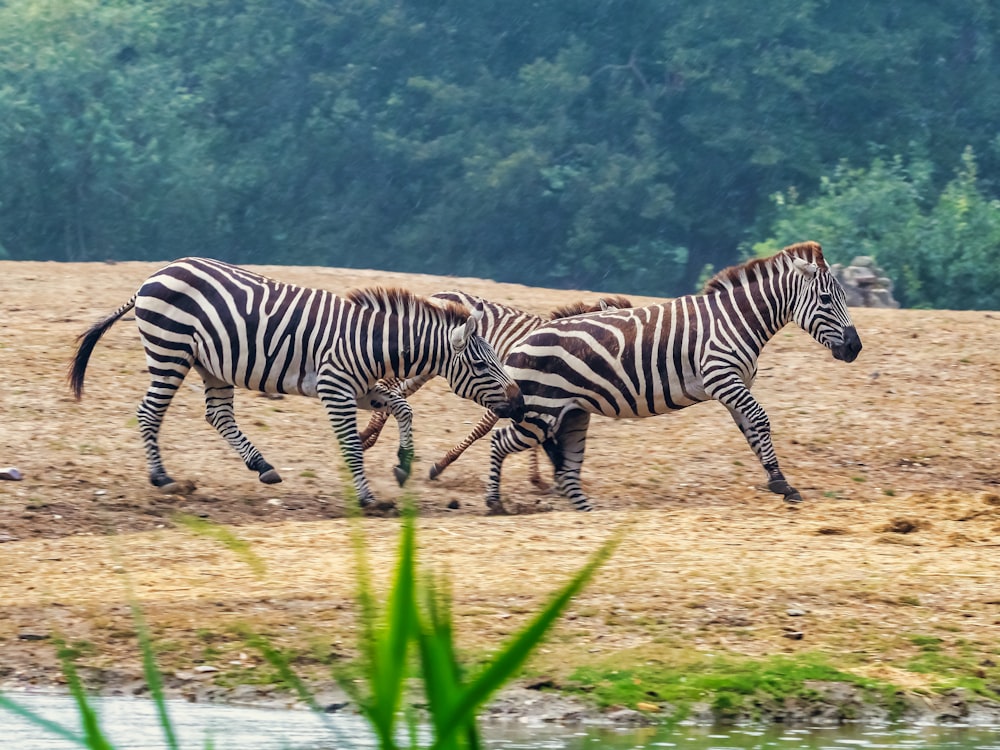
[61,640,98,659]
[566,652,904,723]
[883,488,896,497]
[893,634,1000,700]
[908,635,943,650]
[851,476,866,483]
[299,469,317,479]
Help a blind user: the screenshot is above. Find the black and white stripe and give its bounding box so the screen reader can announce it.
[359,292,631,485]
[68,257,523,509]
[486,242,863,512]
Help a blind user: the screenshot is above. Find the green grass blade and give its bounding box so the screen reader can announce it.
[129,601,179,750]
[242,629,325,714]
[435,528,622,742]
[367,508,419,747]
[0,693,88,746]
[59,644,116,750]
[237,628,364,746]
[343,503,422,749]
[173,514,266,578]
[415,576,465,736]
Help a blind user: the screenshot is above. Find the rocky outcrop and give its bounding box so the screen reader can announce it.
[830,256,900,308]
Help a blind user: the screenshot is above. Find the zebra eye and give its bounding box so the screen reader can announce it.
[819,293,833,305]
[470,356,490,374]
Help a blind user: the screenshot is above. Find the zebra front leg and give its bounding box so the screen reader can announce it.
[429,410,499,480]
[318,379,392,512]
[386,392,415,486]
[200,376,281,484]
[486,419,546,515]
[357,382,415,485]
[545,410,593,511]
[719,384,802,503]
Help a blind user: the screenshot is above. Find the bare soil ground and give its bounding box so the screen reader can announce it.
[1,260,998,723]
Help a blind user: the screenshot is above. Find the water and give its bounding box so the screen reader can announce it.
[2,694,1000,749]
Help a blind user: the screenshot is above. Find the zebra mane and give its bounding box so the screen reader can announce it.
[345,286,469,325]
[700,242,827,295]
[548,295,633,320]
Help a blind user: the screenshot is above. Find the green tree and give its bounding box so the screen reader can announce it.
[0,0,215,261]
[756,147,1000,310]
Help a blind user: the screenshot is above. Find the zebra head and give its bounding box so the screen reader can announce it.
[790,256,863,363]
[446,303,525,421]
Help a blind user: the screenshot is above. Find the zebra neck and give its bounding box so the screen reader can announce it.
[718,264,801,347]
[380,318,452,380]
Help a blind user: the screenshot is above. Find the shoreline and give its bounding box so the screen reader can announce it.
[4,675,1000,730]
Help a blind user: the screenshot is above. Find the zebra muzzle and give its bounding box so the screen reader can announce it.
[832,326,862,363]
[492,386,525,422]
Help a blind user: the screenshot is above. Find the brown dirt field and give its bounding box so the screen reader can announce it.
[1,260,999,722]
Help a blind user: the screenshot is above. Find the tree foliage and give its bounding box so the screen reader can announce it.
[756,148,1000,310]
[1,0,999,305]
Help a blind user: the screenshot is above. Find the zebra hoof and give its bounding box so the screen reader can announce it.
[393,465,410,486]
[783,491,804,504]
[767,478,793,496]
[428,464,443,481]
[259,469,283,484]
[486,500,510,516]
[363,500,398,517]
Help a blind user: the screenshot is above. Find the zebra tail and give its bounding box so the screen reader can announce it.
[68,295,137,400]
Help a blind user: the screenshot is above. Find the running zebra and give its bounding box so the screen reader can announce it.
[359,292,632,484]
[68,258,523,510]
[486,242,863,512]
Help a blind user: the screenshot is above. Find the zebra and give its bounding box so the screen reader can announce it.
[67,257,524,511]
[358,292,632,485]
[485,242,863,513]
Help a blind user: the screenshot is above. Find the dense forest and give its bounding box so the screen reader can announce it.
[1,0,999,308]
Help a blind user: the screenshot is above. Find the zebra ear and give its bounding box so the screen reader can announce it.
[792,257,819,278]
[451,302,483,351]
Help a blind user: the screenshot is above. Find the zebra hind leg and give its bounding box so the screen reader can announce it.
[359,411,389,449]
[136,367,195,493]
[201,376,281,484]
[548,410,594,511]
[527,446,550,491]
[429,410,499,481]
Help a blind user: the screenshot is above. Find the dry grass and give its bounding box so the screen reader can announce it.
[1,260,998,701]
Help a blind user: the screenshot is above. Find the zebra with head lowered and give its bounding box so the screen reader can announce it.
[68,257,523,511]
[486,242,862,513]
[358,291,632,485]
